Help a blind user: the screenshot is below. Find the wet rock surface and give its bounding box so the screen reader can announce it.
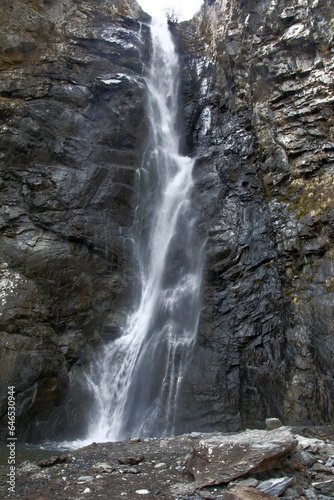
[0,0,334,446]
[0,0,151,441]
[0,426,334,499]
[173,0,334,431]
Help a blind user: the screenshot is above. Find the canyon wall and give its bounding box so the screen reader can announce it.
[0,0,150,440]
[0,0,333,441]
[175,0,334,431]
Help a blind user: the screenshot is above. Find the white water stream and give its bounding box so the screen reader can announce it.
[81,20,203,443]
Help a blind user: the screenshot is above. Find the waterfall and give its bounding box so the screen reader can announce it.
[85,19,203,442]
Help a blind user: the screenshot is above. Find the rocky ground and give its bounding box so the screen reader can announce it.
[1,425,334,499]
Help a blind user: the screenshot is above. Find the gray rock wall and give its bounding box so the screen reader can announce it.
[0,0,151,441]
[175,0,334,430]
[1,0,333,441]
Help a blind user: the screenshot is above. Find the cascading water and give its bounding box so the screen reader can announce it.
[85,19,203,442]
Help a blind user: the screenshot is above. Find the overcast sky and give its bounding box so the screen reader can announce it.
[138,0,203,21]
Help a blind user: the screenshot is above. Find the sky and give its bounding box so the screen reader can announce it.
[138,0,203,21]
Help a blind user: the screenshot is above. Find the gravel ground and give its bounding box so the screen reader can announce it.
[1,426,334,499]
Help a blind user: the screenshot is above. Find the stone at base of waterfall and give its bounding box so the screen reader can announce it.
[257,477,294,496]
[118,455,144,465]
[228,478,259,489]
[90,462,115,473]
[265,418,283,430]
[223,486,279,499]
[37,455,74,467]
[313,478,334,496]
[184,428,297,488]
[169,483,196,496]
[295,434,328,454]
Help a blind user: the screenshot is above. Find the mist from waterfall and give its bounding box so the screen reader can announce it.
[83,19,203,443]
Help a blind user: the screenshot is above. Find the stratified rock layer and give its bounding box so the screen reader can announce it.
[0,0,334,441]
[174,0,334,431]
[184,428,297,487]
[0,0,150,441]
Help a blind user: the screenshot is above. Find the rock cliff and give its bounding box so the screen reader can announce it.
[0,0,333,442]
[0,0,150,440]
[174,0,334,431]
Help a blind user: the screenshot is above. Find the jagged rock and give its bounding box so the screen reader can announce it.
[288,448,317,467]
[311,462,332,473]
[18,461,40,473]
[118,455,144,465]
[184,428,297,488]
[325,457,334,467]
[121,467,139,474]
[78,476,94,483]
[257,477,294,496]
[169,482,196,495]
[266,418,283,430]
[37,455,73,467]
[295,435,329,454]
[222,487,279,499]
[90,462,115,473]
[313,478,334,496]
[304,489,318,500]
[173,0,334,433]
[228,478,259,489]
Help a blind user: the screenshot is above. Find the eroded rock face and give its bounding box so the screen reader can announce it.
[0,0,151,441]
[1,0,333,442]
[174,0,334,430]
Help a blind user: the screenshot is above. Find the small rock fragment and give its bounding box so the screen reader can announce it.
[265,418,282,430]
[304,487,318,499]
[312,478,334,495]
[290,449,316,467]
[135,489,150,495]
[311,462,332,473]
[91,462,115,473]
[37,455,73,467]
[77,476,94,483]
[118,455,144,465]
[154,462,167,469]
[169,483,196,495]
[121,467,139,474]
[257,477,294,496]
[295,435,324,453]
[224,486,279,499]
[18,461,40,473]
[228,478,258,489]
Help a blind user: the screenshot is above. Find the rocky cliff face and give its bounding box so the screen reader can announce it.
[1,0,333,442]
[175,0,334,431]
[0,0,150,440]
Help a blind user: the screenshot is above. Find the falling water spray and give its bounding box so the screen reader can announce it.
[85,19,204,442]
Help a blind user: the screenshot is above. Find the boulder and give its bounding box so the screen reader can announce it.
[185,428,297,488]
